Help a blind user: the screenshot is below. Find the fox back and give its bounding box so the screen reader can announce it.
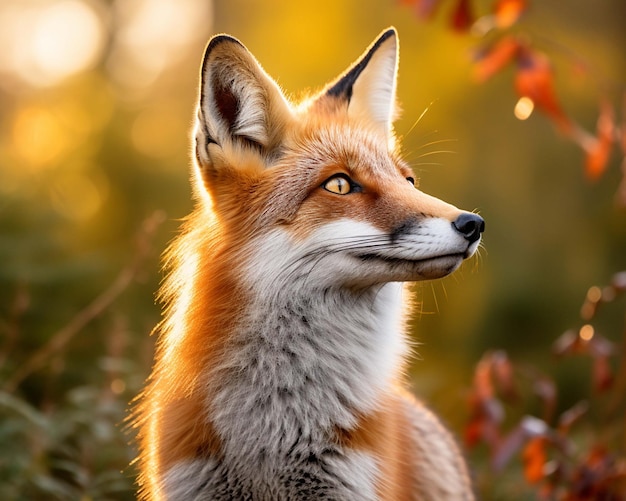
[134,28,484,500]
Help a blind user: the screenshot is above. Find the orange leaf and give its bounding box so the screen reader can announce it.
[473,36,521,82]
[473,352,495,399]
[493,0,527,28]
[523,437,547,484]
[492,350,517,399]
[450,0,475,32]
[514,50,573,134]
[584,101,615,181]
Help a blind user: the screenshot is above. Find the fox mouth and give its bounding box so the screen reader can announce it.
[355,252,466,265]
[353,252,467,280]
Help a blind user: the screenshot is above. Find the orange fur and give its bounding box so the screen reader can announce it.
[133,28,480,500]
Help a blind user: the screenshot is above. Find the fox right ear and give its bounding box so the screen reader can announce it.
[323,28,398,138]
[195,35,291,171]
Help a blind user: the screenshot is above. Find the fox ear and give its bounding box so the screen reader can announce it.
[195,35,291,169]
[325,27,398,136]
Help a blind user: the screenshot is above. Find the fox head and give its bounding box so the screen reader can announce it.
[191,27,483,289]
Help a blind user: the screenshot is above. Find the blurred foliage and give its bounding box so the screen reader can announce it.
[0,0,624,499]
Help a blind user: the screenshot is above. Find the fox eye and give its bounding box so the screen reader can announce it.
[323,175,354,195]
[406,176,415,186]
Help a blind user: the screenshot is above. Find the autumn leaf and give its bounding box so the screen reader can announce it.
[465,351,505,448]
[474,351,496,399]
[399,0,441,19]
[533,376,557,422]
[612,271,626,292]
[493,0,527,28]
[492,350,518,399]
[473,36,521,82]
[492,416,549,472]
[584,100,615,181]
[514,49,573,134]
[450,0,474,32]
[592,355,614,392]
[523,437,547,484]
[552,329,581,356]
[557,400,589,435]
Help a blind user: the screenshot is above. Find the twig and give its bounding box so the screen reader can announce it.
[3,211,166,393]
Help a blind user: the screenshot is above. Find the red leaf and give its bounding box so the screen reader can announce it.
[473,36,521,82]
[584,101,615,181]
[465,392,503,448]
[612,271,626,292]
[533,376,557,422]
[587,332,615,358]
[492,350,518,399]
[552,329,581,356]
[464,413,485,447]
[493,416,549,472]
[523,437,548,484]
[492,424,527,471]
[493,0,527,28]
[450,0,475,32]
[399,0,441,19]
[514,50,573,134]
[593,355,614,392]
[465,352,507,449]
[557,400,589,435]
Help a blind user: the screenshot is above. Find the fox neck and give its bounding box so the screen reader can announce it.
[206,252,410,462]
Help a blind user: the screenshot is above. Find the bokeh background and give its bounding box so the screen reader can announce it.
[1,0,624,499]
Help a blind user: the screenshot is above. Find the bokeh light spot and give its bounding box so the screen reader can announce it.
[12,106,68,168]
[578,324,594,342]
[514,96,535,121]
[0,0,105,88]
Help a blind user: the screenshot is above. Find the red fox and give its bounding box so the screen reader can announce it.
[134,27,484,500]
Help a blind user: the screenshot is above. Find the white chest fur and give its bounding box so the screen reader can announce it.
[179,226,411,499]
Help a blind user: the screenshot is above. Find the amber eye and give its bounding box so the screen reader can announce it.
[323,175,353,195]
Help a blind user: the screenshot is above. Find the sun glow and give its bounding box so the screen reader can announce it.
[0,0,105,87]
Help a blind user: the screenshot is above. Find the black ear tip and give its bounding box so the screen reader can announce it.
[379,27,397,42]
[202,34,245,68]
[325,27,398,101]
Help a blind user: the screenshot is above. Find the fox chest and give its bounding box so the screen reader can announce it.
[162,448,380,500]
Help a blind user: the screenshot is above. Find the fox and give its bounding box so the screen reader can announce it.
[134,27,484,500]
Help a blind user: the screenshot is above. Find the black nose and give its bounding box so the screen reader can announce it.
[452,213,485,244]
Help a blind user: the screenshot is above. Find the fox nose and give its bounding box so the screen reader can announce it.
[452,213,485,244]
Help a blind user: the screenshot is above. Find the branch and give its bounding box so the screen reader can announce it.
[3,211,166,393]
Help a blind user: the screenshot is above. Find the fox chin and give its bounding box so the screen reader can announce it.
[133,27,484,501]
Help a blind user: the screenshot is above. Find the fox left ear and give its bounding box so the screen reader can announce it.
[325,27,398,137]
[195,34,291,173]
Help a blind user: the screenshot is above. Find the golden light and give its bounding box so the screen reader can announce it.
[12,106,69,168]
[0,0,105,87]
[108,0,212,91]
[586,286,602,303]
[131,102,187,160]
[49,168,109,222]
[514,96,535,121]
[579,324,595,342]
